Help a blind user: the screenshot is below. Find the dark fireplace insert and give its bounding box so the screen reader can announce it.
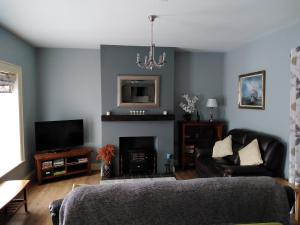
[119,136,157,176]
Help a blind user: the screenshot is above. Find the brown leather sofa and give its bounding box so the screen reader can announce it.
[195,129,285,177]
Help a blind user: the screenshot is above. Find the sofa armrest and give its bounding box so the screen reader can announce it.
[49,199,63,225]
[222,165,274,177]
[195,147,212,158]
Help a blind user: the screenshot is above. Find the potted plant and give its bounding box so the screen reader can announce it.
[96,144,116,178]
[179,94,199,121]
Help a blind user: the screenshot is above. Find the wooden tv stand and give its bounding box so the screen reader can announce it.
[34,147,92,184]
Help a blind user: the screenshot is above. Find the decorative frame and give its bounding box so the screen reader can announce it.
[238,70,266,109]
[117,75,160,108]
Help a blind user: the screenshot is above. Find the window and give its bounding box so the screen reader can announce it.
[0,61,25,177]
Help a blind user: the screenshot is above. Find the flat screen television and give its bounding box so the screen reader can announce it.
[35,119,84,152]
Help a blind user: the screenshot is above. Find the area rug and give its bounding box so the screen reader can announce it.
[100,176,176,185]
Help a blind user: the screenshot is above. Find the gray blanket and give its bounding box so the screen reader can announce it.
[59,177,290,225]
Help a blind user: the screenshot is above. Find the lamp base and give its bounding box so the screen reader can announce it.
[209,111,214,122]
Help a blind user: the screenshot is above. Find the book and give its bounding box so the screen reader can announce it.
[53,170,66,176]
[185,149,194,154]
[42,161,52,169]
[53,158,64,167]
[78,158,88,163]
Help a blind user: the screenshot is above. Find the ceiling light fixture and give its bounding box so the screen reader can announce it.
[136,15,166,70]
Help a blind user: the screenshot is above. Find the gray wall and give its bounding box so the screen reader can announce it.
[224,22,300,178]
[175,51,224,121]
[101,45,175,114]
[36,48,102,159]
[101,45,175,174]
[0,27,36,179]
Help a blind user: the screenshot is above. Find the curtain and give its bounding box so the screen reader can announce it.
[0,71,16,93]
[289,46,300,184]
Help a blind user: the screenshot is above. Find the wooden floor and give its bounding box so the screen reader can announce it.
[4,170,298,225]
[4,170,198,225]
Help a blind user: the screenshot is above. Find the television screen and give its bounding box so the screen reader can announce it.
[35,119,84,152]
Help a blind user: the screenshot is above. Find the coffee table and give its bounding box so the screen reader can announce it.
[276,177,300,222]
[0,180,30,219]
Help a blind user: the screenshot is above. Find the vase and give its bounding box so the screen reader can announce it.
[183,113,192,121]
[100,162,113,179]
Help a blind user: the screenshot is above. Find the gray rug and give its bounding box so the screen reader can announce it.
[100,176,176,185]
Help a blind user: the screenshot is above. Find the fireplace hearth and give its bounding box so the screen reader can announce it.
[119,137,157,176]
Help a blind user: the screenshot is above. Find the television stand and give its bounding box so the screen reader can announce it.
[34,147,92,184]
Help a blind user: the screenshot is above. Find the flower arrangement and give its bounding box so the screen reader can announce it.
[179,94,199,114]
[96,144,116,165]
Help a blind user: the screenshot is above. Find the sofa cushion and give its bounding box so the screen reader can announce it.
[239,139,263,166]
[195,157,226,177]
[221,165,274,177]
[224,154,240,165]
[212,135,233,158]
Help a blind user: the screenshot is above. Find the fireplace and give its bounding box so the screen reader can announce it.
[119,137,157,176]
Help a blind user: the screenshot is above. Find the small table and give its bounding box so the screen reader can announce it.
[0,180,30,219]
[276,178,300,222]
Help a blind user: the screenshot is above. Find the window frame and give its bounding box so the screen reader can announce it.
[0,60,25,175]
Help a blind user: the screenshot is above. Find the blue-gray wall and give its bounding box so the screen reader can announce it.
[175,51,224,121]
[36,48,102,158]
[101,45,175,114]
[174,51,224,163]
[101,45,175,174]
[224,22,300,178]
[0,27,36,179]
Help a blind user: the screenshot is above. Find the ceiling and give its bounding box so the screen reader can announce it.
[0,0,300,52]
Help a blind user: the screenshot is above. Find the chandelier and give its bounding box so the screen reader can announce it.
[136,15,166,70]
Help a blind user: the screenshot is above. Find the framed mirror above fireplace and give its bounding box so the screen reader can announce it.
[117,75,160,108]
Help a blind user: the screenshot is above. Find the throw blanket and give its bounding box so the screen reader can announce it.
[59,177,289,225]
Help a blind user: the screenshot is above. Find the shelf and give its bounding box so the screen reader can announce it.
[179,121,225,170]
[42,167,54,171]
[101,114,175,121]
[42,165,65,171]
[35,148,92,184]
[66,161,88,166]
[66,169,89,176]
[41,169,88,180]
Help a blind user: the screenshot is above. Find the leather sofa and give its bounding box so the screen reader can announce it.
[195,129,284,177]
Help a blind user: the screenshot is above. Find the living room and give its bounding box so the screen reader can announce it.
[0,1,300,225]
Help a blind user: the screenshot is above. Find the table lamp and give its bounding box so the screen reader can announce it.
[206,98,218,122]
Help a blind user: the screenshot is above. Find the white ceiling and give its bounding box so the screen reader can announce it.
[0,0,300,52]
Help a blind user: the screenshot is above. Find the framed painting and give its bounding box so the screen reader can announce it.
[238,70,266,109]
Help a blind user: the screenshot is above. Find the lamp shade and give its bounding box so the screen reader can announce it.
[206,98,218,108]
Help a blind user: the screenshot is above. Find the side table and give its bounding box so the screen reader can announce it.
[276,178,299,221]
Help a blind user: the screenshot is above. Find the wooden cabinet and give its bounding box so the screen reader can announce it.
[178,121,225,169]
[34,147,92,184]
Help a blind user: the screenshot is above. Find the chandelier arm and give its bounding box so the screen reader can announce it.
[136,15,166,70]
[137,62,145,69]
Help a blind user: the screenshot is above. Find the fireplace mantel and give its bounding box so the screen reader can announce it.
[101,114,175,121]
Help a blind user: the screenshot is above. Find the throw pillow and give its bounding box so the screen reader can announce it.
[212,135,233,158]
[238,139,263,166]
